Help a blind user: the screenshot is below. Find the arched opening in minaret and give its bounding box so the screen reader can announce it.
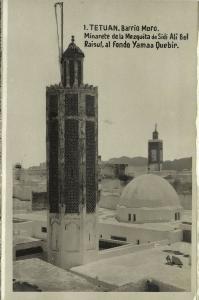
[78,60,82,86]
[69,60,75,87]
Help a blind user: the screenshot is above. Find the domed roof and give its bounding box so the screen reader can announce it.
[62,36,84,59]
[119,174,181,209]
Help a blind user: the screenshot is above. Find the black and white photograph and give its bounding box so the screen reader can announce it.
[2,0,198,297]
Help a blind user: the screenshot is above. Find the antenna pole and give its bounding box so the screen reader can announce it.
[54,2,64,83]
[61,2,63,60]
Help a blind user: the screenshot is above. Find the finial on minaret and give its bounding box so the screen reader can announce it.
[71,35,75,43]
[153,123,158,139]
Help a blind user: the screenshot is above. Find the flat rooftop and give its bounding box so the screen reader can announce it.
[13,258,109,291]
[72,242,191,291]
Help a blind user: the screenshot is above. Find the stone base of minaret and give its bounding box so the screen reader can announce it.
[47,210,98,269]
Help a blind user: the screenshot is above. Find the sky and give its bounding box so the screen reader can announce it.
[7,0,197,168]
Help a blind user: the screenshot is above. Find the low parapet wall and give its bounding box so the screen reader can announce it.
[98,239,169,260]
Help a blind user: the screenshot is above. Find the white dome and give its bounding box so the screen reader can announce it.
[119,174,181,209]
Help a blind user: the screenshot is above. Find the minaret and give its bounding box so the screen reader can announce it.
[148,124,163,172]
[46,36,98,269]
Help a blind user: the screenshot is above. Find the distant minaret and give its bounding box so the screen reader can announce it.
[46,36,98,269]
[148,124,163,172]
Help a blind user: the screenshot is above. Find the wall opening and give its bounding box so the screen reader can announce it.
[16,246,43,257]
[41,227,47,233]
[183,230,191,243]
[99,239,128,250]
[175,212,180,220]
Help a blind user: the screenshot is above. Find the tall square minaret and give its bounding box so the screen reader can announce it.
[46,36,98,269]
[148,124,163,172]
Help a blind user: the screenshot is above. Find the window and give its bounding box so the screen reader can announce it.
[175,212,180,221]
[175,212,180,220]
[41,227,47,233]
[128,214,131,221]
[133,214,136,222]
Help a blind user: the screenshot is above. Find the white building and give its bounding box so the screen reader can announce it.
[117,174,183,224]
